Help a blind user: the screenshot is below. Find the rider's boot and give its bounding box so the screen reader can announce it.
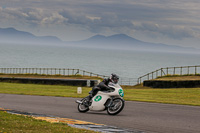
[86,94,93,106]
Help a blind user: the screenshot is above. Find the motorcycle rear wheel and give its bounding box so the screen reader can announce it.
[78,97,89,113]
[107,98,124,115]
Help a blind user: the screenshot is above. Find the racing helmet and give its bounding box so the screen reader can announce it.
[110,73,119,84]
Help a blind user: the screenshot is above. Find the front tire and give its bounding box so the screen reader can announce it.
[107,98,124,115]
[78,97,89,113]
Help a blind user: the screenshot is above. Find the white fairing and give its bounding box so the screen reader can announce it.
[89,82,124,111]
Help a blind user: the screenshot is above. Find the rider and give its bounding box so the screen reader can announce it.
[87,73,119,103]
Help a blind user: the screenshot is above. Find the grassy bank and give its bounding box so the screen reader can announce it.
[0,82,91,98]
[124,87,200,106]
[0,82,200,106]
[0,111,95,133]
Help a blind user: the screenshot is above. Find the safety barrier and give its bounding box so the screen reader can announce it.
[0,68,108,78]
[0,77,98,87]
[0,68,136,85]
[137,65,200,84]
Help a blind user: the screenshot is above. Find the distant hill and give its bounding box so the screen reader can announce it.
[0,27,63,45]
[70,34,199,53]
[0,27,199,53]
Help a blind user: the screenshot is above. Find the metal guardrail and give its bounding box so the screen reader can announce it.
[137,65,200,84]
[2,66,199,86]
[0,68,138,86]
[119,78,138,86]
[0,68,108,78]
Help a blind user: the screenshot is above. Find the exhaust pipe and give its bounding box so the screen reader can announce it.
[75,100,82,104]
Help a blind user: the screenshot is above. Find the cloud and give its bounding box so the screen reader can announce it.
[59,9,134,33]
[55,0,200,39]
[1,0,200,41]
[0,8,41,25]
[41,13,66,25]
[0,7,67,27]
[133,23,196,39]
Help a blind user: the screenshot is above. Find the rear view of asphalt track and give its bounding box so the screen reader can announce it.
[0,93,200,133]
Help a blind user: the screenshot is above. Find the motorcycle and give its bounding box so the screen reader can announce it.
[76,82,125,115]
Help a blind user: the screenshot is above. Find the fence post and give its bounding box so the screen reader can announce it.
[180,67,182,75]
[161,68,163,77]
[187,66,190,75]
[166,67,168,75]
[173,67,176,75]
[195,66,197,75]
[45,68,47,75]
[75,69,79,75]
[156,70,158,78]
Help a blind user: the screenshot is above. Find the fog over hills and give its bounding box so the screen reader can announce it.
[0,27,62,45]
[0,27,199,53]
[73,34,199,53]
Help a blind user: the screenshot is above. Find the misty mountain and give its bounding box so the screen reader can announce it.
[71,34,199,53]
[0,27,62,45]
[0,27,199,53]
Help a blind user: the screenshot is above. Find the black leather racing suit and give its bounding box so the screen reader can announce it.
[89,78,111,98]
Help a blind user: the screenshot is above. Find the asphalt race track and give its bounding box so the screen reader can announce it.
[0,93,200,133]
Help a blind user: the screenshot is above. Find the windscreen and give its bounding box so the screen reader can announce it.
[108,82,121,89]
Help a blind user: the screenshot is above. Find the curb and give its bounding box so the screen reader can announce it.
[0,108,143,133]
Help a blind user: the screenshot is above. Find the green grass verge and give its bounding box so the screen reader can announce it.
[0,82,91,98]
[0,111,95,133]
[124,87,200,106]
[0,82,200,106]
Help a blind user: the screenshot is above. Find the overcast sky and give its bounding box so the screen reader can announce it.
[1,0,200,48]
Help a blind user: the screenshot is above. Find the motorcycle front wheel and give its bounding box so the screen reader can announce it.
[78,97,89,113]
[107,98,124,115]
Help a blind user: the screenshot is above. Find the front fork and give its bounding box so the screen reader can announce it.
[76,96,91,106]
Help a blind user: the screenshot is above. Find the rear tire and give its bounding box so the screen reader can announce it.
[77,97,89,113]
[107,98,124,115]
